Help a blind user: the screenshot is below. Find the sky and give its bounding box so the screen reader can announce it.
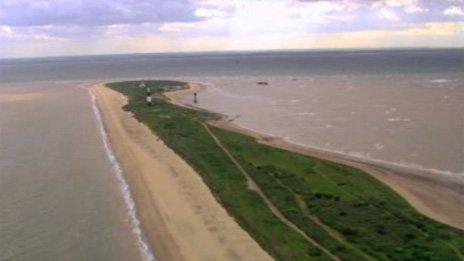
[0,0,463,58]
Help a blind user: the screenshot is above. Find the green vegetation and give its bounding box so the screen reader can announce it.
[107,80,464,261]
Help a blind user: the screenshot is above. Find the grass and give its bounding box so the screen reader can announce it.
[107,80,464,261]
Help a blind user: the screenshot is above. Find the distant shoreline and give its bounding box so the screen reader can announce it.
[4,47,464,61]
[166,82,464,230]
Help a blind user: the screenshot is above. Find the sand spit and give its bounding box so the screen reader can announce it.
[163,83,201,109]
[169,83,464,231]
[92,84,272,261]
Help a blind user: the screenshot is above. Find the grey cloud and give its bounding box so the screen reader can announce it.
[0,0,202,27]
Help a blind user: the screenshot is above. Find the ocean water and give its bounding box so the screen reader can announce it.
[1,49,463,83]
[0,49,463,259]
[0,82,146,260]
[177,73,464,176]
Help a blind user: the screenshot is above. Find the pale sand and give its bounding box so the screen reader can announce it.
[92,84,272,261]
[168,83,464,231]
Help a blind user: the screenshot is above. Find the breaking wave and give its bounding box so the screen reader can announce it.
[78,83,155,261]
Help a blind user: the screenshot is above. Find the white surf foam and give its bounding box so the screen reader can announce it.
[296,112,317,116]
[78,83,155,261]
[387,118,410,122]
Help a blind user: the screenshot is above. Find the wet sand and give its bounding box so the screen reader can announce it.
[92,84,272,261]
[167,83,464,231]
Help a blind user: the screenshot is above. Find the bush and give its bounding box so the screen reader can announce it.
[404,233,416,240]
[341,228,359,236]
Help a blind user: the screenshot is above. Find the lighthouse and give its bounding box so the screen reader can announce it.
[193,92,198,104]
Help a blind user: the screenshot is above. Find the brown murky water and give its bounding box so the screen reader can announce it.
[0,82,143,261]
[177,73,464,177]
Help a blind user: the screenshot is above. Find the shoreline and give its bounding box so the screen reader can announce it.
[84,83,154,261]
[92,83,272,261]
[167,82,464,230]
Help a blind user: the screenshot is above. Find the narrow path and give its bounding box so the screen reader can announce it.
[275,178,377,261]
[202,123,341,261]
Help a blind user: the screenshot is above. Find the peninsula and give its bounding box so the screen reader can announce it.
[93,80,464,260]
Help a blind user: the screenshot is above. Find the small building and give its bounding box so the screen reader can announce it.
[139,81,146,88]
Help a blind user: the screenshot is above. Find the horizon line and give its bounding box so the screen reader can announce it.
[1,46,463,61]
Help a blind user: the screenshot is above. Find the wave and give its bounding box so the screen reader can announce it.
[387,118,410,122]
[78,83,155,261]
[431,79,449,83]
[296,112,317,116]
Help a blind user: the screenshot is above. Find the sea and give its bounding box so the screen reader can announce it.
[0,49,463,260]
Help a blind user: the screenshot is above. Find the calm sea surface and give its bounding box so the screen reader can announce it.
[0,49,463,259]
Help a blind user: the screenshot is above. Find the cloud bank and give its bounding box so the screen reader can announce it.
[0,0,202,26]
[0,0,462,57]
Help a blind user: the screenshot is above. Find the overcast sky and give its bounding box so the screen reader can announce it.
[0,0,463,58]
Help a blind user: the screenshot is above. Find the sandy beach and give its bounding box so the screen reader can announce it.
[92,84,272,261]
[167,83,464,231]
